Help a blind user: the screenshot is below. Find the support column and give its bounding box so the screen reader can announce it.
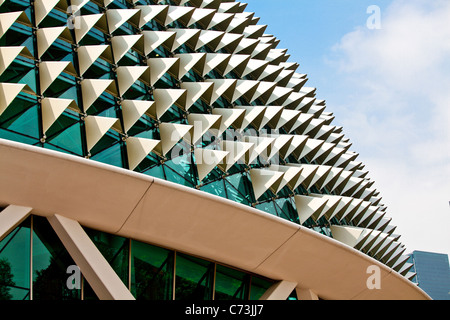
[0,205,32,242]
[259,280,298,300]
[296,288,319,300]
[48,214,135,300]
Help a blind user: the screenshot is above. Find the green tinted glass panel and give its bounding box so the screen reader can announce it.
[0,217,31,300]
[91,141,125,168]
[275,198,300,224]
[57,86,79,103]
[0,128,38,145]
[0,24,32,48]
[250,276,274,301]
[84,229,129,288]
[89,99,116,117]
[164,165,194,187]
[175,253,214,301]
[45,76,76,99]
[200,167,223,184]
[8,106,40,139]
[255,201,278,217]
[131,241,174,300]
[165,153,197,187]
[82,279,98,301]
[0,59,35,86]
[200,179,227,199]
[225,181,250,206]
[225,173,255,205]
[288,289,298,300]
[159,104,184,124]
[45,116,84,156]
[0,95,38,138]
[256,189,276,203]
[215,265,250,300]
[128,117,157,139]
[32,216,81,300]
[90,131,119,155]
[142,164,165,180]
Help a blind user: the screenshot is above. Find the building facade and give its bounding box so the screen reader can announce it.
[408,251,450,300]
[0,0,430,300]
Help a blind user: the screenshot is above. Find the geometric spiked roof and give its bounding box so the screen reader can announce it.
[0,0,414,280]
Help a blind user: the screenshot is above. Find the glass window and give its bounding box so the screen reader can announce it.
[45,114,84,157]
[141,163,166,180]
[32,216,81,300]
[130,241,174,300]
[91,140,126,169]
[249,276,274,300]
[0,128,38,145]
[215,265,250,300]
[288,289,298,300]
[175,253,214,301]
[255,201,278,217]
[84,229,129,288]
[275,198,300,225]
[226,184,252,205]
[81,278,98,301]
[164,153,197,187]
[0,56,35,87]
[0,21,33,49]
[0,93,39,142]
[127,116,158,139]
[0,214,278,301]
[0,217,31,300]
[225,174,254,206]
[44,75,77,99]
[200,179,227,199]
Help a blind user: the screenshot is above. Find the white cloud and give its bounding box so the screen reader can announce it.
[325,0,450,255]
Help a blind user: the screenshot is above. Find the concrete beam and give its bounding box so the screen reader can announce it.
[259,280,298,300]
[48,214,135,300]
[297,288,319,300]
[0,205,32,242]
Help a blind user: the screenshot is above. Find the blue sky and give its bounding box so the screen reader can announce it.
[244,0,450,257]
[244,0,392,124]
[244,0,390,88]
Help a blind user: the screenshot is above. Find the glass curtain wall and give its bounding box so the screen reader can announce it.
[0,216,81,300]
[0,0,343,237]
[0,216,275,300]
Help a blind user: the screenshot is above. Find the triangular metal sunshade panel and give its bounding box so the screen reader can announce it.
[0,0,411,277]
